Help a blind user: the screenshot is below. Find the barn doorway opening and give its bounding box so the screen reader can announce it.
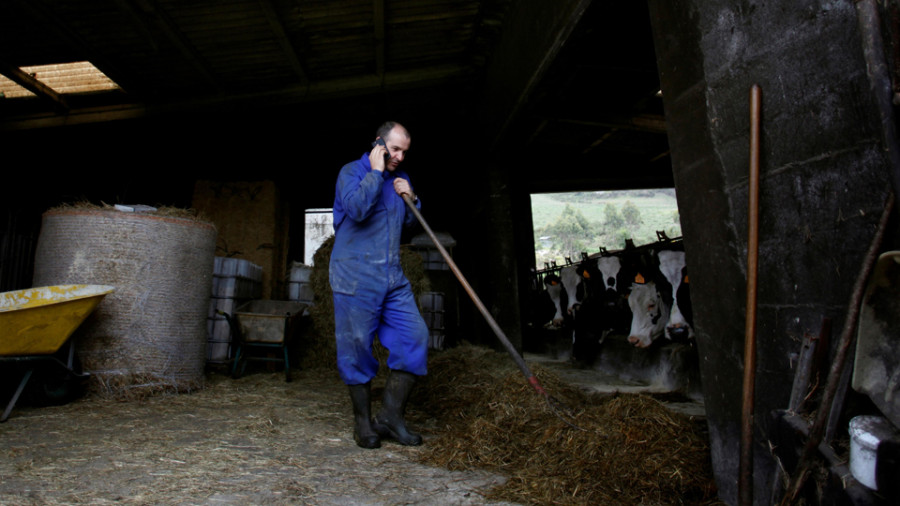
[530,188,682,269]
[524,187,700,404]
[303,208,333,265]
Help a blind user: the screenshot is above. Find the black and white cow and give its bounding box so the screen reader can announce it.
[533,239,694,356]
[526,273,563,328]
[626,277,670,348]
[543,272,566,327]
[539,264,584,328]
[657,249,694,340]
[559,264,584,318]
[625,245,694,347]
[571,254,634,364]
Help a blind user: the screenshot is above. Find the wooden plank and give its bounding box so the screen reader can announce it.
[480,0,593,148]
[0,61,69,111]
[257,0,308,83]
[373,0,385,75]
[0,64,471,131]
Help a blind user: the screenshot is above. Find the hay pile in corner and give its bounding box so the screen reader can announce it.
[412,344,718,505]
[300,235,430,371]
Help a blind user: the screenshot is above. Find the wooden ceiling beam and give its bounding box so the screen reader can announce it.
[480,0,593,149]
[257,0,308,84]
[12,0,130,96]
[0,61,69,112]
[0,64,473,131]
[110,0,159,54]
[373,0,386,76]
[551,114,667,134]
[129,0,222,92]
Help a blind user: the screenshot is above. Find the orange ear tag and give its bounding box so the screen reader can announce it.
[582,271,590,279]
[635,273,645,284]
[683,275,689,284]
[550,280,559,286]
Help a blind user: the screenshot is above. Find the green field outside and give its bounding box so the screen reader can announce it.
[530,189,682,267]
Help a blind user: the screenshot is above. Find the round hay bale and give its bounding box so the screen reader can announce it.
[32,209,217,397]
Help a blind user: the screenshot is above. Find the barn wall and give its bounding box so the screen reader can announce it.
[465,162,525,350]
[193,180,290,300]
[648,0,896,503]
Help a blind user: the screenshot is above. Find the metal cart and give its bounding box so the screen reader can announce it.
[1,284,114,422]
[226,300,307,382]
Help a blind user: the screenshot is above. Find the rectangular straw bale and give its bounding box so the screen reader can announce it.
[193,180,289,299]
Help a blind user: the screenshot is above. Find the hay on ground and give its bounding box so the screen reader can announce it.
[412,344,718,505]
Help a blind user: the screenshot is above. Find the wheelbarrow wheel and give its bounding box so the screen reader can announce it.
[25,357,86,407]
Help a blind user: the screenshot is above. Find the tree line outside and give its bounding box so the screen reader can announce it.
[531,189,682,268]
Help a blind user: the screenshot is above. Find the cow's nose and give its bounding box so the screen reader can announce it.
[607,277,615,287]
[668,326,688,340]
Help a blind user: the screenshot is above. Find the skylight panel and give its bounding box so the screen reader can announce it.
[0,61,120,99]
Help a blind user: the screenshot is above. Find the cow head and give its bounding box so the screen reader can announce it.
[657,250,694,340]
[626,280,669,348]
[596,256,623,294]
[543,273,565,327]
[559,265,583,316]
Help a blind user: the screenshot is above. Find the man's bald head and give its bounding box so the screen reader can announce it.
[376,121,410,142]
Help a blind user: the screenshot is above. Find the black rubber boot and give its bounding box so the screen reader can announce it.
[348,383,381,449]
[373,370,422,446]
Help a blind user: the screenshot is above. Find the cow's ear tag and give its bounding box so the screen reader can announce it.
[684,275,689,284]
[582,271,590,279]
[635,273,645,284]
[550,280,559,286]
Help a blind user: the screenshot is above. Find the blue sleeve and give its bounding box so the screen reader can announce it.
[336,165,383,223]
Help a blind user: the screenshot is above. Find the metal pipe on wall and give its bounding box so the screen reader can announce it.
[739,83,761,506]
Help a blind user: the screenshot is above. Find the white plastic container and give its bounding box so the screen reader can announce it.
[290,262,312,282]
[288,281,314,302]
[849,415,899,490]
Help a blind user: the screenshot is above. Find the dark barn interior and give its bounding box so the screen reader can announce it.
[3,1,900,505]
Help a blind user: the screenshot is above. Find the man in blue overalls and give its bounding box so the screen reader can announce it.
[330,121,429,449]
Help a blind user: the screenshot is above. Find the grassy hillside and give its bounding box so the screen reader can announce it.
[530,189,682,267]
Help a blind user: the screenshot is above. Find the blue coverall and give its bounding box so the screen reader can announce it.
[330,152,429,385]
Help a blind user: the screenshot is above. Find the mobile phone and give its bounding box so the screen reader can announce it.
[372,138,391,164]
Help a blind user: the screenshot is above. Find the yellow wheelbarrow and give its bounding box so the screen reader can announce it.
[1,284,114,422]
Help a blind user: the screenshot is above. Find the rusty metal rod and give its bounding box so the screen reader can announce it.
[780,191,895,505]
[740,83,761,506]
[401,193,547,397]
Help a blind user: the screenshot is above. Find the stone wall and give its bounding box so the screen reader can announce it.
[648,1,895,503]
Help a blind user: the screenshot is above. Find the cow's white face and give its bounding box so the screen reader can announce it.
[596,256,622,292]
[559,266,582,314]
[627,282,669,347]
[545,281,564,326]
[658,250,693,339]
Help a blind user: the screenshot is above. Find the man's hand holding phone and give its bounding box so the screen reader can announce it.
[370,138,391,172]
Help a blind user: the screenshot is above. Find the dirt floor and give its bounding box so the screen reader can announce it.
[1,368,520,506]
[1,351,711,505]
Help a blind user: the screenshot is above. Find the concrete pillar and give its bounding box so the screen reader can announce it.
[648,0,896,503]
[479,163,524,352]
